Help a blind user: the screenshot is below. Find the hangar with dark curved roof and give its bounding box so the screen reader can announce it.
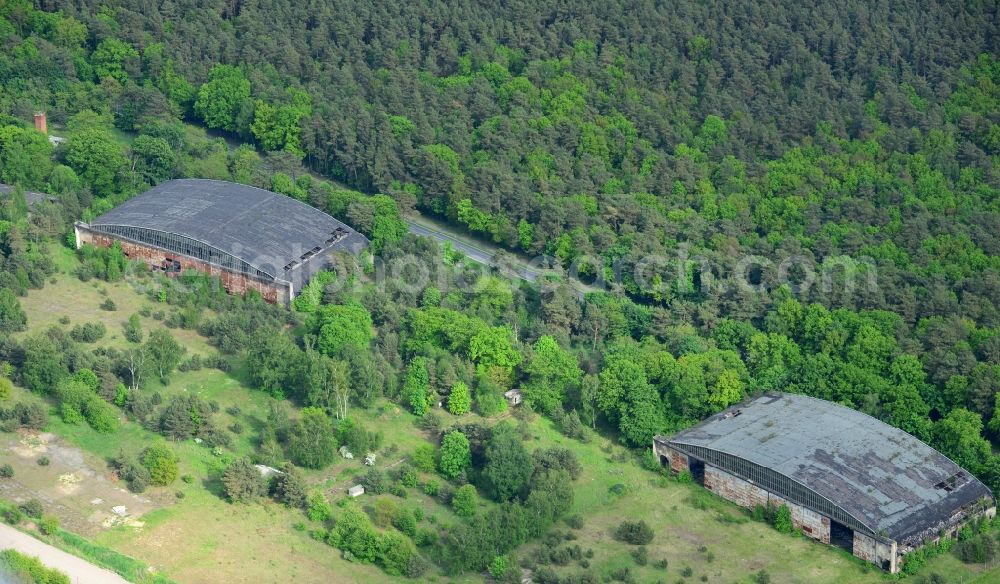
[654,392,995,573]
[75,179,368,303]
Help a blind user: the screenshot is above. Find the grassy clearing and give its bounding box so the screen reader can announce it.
[516,415,1000,584]
[19,245,213,356]
[11,262,1000,583]
[14,263,487,582]
[48,529,174,584]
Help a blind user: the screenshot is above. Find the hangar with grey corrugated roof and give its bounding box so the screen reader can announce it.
[654,392,995,572]
[74,179,367,304]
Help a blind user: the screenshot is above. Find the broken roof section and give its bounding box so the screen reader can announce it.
[665,392,993,543]
[88,179,368,281]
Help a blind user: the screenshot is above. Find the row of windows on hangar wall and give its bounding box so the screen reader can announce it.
[672,442,878,539]
[91,224,276,281]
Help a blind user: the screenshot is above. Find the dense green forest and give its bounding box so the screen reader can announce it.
[0,0,999,579]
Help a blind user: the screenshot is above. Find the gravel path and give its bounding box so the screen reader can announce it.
[0,524,131,584]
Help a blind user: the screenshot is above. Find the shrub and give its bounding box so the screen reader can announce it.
[36,456,50,466]
[141,444,179,486]
[60,402,85,425]
[82,397,119,433]
[773,504,793,534]
[338,418,383,456]
[608,566,631,582]
[100,298,117,311]
[17,403,46,430]
[614,520,654,545]
[416,411,442,433]
[608,483,628,499]
[535,566,559,582]
[0,464,13,478]
[393,508,417,537]
[70,322,107,343]
[373,498,400,528]
[114,451,153,493]
[954,534,999,564]
[447,381,471,415]
[533,447,582,479]
[221,457,267,503]
[361,468,387,495]
[4,508,23,525]
[399,466,419,488]
[550,547,571,566]
[390,481,408,498]
[306,491,333,523]
[39,515,59,535]
[415,527,438,547]
[452,484,477,517]
[403,552,430,578]
[18,499,43,519]
[438,431,471,479]
[0,549,70,584]
[631,545,648,566]
[272,464,308,509]
[488,555,509,578]
[411,444,436,473]
[560,409,588,441]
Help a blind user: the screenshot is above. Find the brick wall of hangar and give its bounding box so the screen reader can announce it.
[77,226,290,304]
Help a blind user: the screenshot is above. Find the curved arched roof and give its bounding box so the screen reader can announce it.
[664,392,993,543]
[88,179,368,281]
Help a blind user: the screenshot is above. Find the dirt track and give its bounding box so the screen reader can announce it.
[0,524,130,584]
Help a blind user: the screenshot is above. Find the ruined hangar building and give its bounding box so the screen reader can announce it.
[74,179,368,304]
[654,392,995,573]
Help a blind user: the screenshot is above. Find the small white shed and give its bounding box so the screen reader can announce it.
[348,484,365,498]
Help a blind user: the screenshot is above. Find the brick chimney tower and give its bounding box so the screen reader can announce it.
[33,112,47,135]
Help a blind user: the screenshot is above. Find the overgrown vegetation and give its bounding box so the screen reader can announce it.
[0,549,70,584]
[0,0,999,582]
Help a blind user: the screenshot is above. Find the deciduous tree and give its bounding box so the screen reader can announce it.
[522,335,581,414]
[288,407,337,469]
[195,65,252,133]
[447,381,471,415]
[438,430,471,479]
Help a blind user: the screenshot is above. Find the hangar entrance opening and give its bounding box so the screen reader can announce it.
[688,457,705,485]
[830,520,854,553]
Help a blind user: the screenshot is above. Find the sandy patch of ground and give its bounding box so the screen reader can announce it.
[0,431,160,536]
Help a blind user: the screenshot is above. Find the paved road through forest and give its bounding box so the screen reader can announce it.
[405,214,597,299]
[405,215,541,280]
